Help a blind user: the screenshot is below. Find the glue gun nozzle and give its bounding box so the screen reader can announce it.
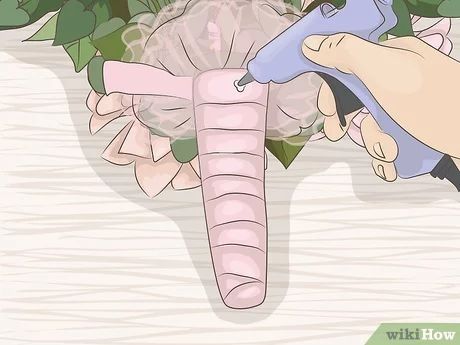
[237,72,255,87]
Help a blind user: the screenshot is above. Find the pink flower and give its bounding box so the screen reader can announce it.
[86,91,201,198]
[413,16,453,55]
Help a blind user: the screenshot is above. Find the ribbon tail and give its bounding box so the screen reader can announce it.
[103,61,194,100]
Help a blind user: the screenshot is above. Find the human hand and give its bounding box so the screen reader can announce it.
[303,33,460,181]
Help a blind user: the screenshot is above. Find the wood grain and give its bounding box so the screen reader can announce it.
[1,18,460,345]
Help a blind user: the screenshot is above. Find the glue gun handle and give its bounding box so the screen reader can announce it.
[319,73,460,191]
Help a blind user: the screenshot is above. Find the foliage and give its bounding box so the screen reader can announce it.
[53,0,96,45]
[1,0,148,71]
[266,136,311,169]
[171,138,199,163]
[284,0,303,11]
[1,0,459,165]
[63,36,97,72]
[405,0,460,17]
[87,56,105,93]
[390,0,414,36]
[0,0,64,30]
[0,0,29,27]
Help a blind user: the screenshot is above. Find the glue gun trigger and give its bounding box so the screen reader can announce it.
[317,72,363,128]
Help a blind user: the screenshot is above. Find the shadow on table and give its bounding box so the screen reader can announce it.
[3,28,460,323]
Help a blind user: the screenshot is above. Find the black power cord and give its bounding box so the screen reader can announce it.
[431,155,460,191]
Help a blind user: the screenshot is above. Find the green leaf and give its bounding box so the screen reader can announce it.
[438,0,460,17]
[403,0,460,18]
[26,12,58,41]
[284,0,302,10]
[265,136,311,169]
[92,17,125,40]
[23,0,63,25]
[171,138,198,163]
[0,0,30,27]
[92,24,135,60]
[87,56,106,94]
[128,0,169,16]
[389,0,414,36]
[78,0,98,6]
[304,0,345,13]
[63,36,97,72]
[19,0,39,14]
[54,0,96,46]
[293,0,302,10]
[379,33,389,42]
[92,0,111,27]
[0,0,63,30]
[404,0,441,17]
[128,0,151,15]
[129,13,149,23]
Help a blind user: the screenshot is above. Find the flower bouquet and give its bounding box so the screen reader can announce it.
[1,0,458,309]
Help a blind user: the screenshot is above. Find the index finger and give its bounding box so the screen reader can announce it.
[318,81,364,141]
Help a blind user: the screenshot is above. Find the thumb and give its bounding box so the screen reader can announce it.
[302,33,381,75]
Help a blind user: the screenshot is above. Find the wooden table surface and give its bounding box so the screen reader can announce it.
[1,18,460,345]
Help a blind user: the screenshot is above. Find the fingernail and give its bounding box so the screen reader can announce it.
[377,164,386,180]
[373,142,385,159]
[303,35,324,51]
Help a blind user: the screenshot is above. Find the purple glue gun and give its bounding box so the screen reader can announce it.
[238,0,460,190]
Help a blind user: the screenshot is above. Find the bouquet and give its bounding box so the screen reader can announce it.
[1,0,457,309]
